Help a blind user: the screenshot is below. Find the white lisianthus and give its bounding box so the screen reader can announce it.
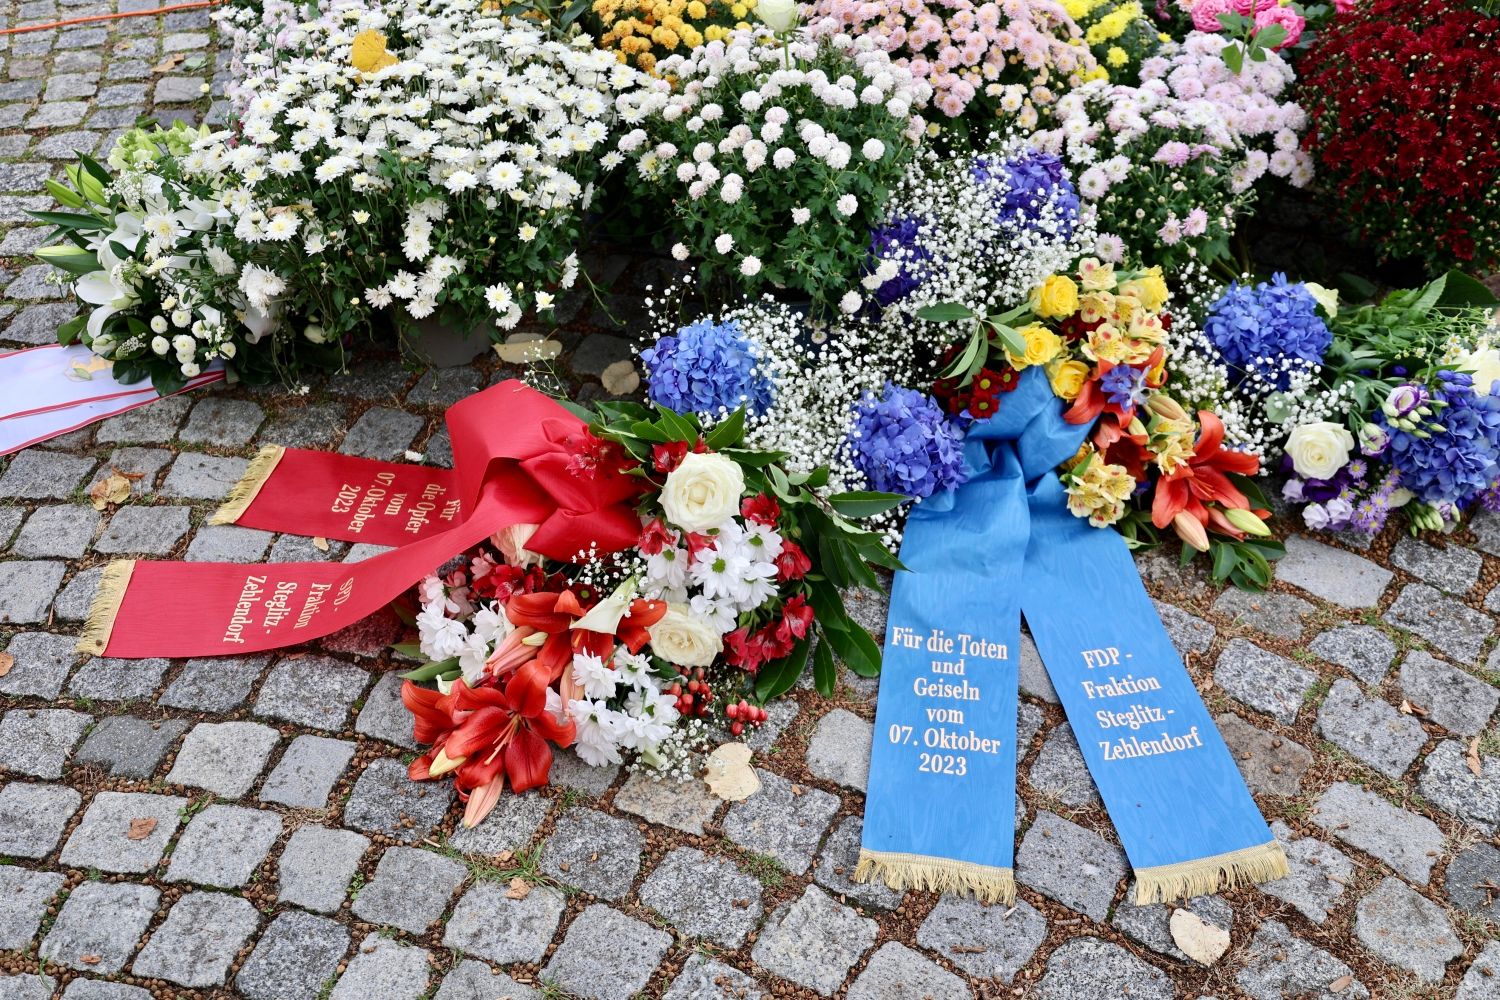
[1285,422,1355,480]
[648,604,724,667]
[661,452,745,532]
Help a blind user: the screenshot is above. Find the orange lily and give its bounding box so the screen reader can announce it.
[1150,410,1264,551]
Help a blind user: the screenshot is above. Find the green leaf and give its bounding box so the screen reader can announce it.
[389,641,423,659]
[56,315,85,346]
[398,656,459,682]
[827,490,908,518]
[915,302,975,323]
[28,209,106,230]
[755,635,811,702]
[992,323,1029,360]
[705,407,746,451]
[812,638,836,697]
[824,622,883,677]
[1436,270,1500,308]
[1405,274,1447,318]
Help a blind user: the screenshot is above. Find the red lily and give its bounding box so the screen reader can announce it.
[1064,347,1165,426]
[403,662,575,827]
[505,588,668,681]
[1150,410,1264,550]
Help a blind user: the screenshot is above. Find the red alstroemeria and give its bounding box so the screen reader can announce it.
[774,539,812,582]
[637,517,676,556]
[741,494,781,526]
[404,663,575,827]
[1150,410,1264,551]
[773,594,815,647]
[652,441,689,473]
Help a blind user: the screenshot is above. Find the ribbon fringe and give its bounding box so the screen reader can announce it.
[854,848,1016,905]
[76,559,136,656]
[1133,840,1289,905]
[209,444,285,525]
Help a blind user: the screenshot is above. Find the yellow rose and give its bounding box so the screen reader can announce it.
[1031,275,1079,319]
[1047,358,1090,401]
[1009,323,1064,369]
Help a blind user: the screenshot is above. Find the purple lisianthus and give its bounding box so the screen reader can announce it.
[641,318,773,416]
[849,383,969,499]
[1382,383,1429,421]
[1204,273,1333,389]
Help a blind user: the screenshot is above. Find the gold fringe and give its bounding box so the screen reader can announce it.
[854,848,1016,905]
[75,560,136,656]
[209,444,285,525]
[1133,840,1289,905]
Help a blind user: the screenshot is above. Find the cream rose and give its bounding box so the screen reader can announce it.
[1285,422,1354,480]
[1456,343,1500,396]
[755,0,800,31]
[649,604,723,667]
[660,452,744,532]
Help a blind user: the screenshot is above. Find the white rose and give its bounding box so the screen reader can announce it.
[649,604,723,667]
[755,0,799,32]
[1456,343,1500,396]
[1303,281,1339,318]
[660,452,744,532]
[1285,422,1354,480]
[491,522,544,568]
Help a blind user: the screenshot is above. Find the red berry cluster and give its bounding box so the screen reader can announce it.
[665,667,715,718]
[1297,0,1500,272]
[725,699,769,736]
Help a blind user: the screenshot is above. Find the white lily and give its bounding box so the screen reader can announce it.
[571,578,638,635]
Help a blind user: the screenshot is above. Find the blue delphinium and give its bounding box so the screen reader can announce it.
[1380,371,1500,506]
[640,319,773,415]
[1204,273,1333,389]
[866,215,932,306]
[1098,363,1148,413]
[848,383,969,498]
[972,149,1080,236]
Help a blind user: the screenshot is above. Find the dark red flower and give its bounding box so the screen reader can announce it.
[637,517,676,556]
[773,594,815,647]
[774,539,812,582]
[741,494,781,526]
[652,441,689,473]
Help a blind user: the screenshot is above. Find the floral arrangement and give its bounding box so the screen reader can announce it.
[1063,0,1162,78]
[1296,0,1500,273]
[36,126,269,392]
[616,28,927,313]
[593,0,759,71]
[401,396,902,817]
[807,0,1099,122]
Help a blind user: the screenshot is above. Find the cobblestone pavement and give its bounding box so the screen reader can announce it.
[2,6,1500,1000]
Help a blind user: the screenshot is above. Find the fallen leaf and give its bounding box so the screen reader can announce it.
[89,472,133,510]
[1468,736,1484,777]
[504,877,531,900]
[1329,974,1353,993]
[704,742,759,801]
[600,359,640,397]
[0,652,12,678]
[79,954,101,965]
[126,817,157,841]
[493,334,562,364]
[312,536,330,552]
[151,52,185,73]
[1400,699,1427,717]
[1169,909,1230,966]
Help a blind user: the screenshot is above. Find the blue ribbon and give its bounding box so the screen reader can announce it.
[860,367,1282,903]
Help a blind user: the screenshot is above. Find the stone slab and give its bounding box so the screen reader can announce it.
[442,881,566,965]
[1311,782,1445,885]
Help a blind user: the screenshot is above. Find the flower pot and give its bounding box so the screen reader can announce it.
[402,313,490,368]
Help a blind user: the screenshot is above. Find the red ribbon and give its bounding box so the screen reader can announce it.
[80,380,642,658]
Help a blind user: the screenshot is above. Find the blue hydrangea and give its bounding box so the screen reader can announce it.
[1204,273,1333,389]
[972,149,1080,236]
[866,215,932,306]
[640,319,773,415]
[1380,372,1500,506]
[849,383,969,498]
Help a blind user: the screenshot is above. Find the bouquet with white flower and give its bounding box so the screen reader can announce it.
[204,0,644,357]
[400,389,902,823]
[615,28,929,314]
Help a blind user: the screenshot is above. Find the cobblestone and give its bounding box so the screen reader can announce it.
[332,934,432,1000]
[543,904,672,1000]
[0,781,79,859]
[1446,842,1500,923]
[1419,739,1500,834]
[275,825,369,913]
[640,847,763,947]
[1312,781,1445,884]
[159,451,247,499]
[1384,583,1494,662]
[0,631,78,698]
[1236,920,1369,1000]
[805,707,872,791]
[1308,623,1398,684]
[344,757,454,842]
[1016,811,1127,921]
[752,886,876,997]
[1316,678,1426,778]
[254,654,368,730]
[59,790,184,873]
[814,814,906,909]
[446,792,550,856]
[167,804,282,888]
[1215,638,1315,724]
[847,942,970,1000]
[0,449,93,499]
[0,867,63,951]
[723,769,840,875]
[442,881,567,964]
[1213,587,1315,639]
[663,956,763,1000]
[435,961,541,1000]
[0,707,89,777]
[237,911,351,1000]
[93,504,191,554]
[917,895,1047,982]
[340,406,424,458]
[179,397,263,445]
[540,806,643,900]
[1398,650,1498,735]
[353,670,420,748]
[1029,722,1101,807]
[1461,943,1500,1000]
[1259,821,1353,924]
[165,720,279,797]
[68,655,169,702]
[1217,712,1311,795]
[39,882,159,974]
[159,653,267,712]
[259,734,355,808]
[1112,881,1231,963]
[132,890,260,987]
[0,559,66,623]
[183,523,273,561]
[1275,535,1394,607]
[1391,536,1482,593]
[1354,876,1461,982]
[75,715,188,777]
[1036,937,1174,1000]
[13,504,97,557]
[350,846,467,935]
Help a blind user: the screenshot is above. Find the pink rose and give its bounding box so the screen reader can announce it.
[1190,0,1232,32]
[1254,4,1304,47]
